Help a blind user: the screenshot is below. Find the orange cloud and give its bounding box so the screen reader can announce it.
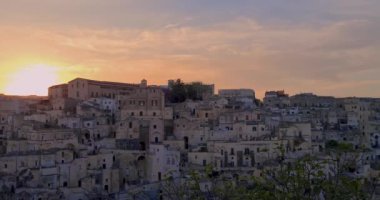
[0,17,379,98]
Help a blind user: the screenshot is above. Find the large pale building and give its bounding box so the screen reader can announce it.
[219,89,255,99]
[263,90,290,108]
[68,78,142,100]
[49,78,146,101]
[119,85,166,119]
[48,84,68,100]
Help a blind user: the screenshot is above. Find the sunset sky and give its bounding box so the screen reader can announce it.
[0,0,380,98]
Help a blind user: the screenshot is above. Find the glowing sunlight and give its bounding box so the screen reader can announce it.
[4,64,60,96]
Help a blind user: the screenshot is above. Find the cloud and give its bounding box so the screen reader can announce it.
[0,1,380,97]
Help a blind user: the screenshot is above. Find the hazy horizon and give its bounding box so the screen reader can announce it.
[1,76,378,100]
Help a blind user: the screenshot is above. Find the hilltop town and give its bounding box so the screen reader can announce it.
[1,78,380,199]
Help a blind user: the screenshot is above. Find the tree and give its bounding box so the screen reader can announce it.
[168,79,187,103]
[161,152,374,200]
[168,79,212,103]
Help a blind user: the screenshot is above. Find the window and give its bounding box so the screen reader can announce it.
[244,148,249,155]
[158,172,162,181]
[139,111,143,116]
[252,127,257,132]
[153,125,157,129]
[153,112,156,116]
[230,148,234,155]
[129,122,133,129]
[4,164,7,168]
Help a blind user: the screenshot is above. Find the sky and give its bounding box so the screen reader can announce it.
[0,0,379,98]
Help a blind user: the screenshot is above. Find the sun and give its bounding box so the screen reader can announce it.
[4,64,60,96]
